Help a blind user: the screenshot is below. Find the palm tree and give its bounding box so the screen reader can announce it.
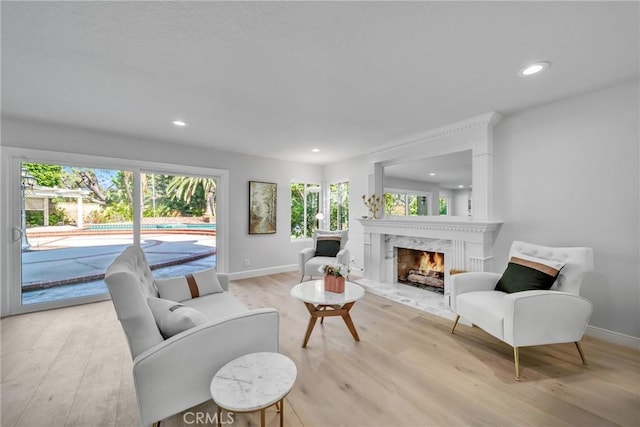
[166,176,217,218]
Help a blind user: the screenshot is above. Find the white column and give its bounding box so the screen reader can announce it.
[43,197,50,226]
[76,196,84,228]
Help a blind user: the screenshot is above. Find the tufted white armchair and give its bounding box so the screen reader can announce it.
[299,229,350,282]
[450,241,594,380]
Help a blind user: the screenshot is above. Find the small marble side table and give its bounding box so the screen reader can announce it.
[210,352,297,427]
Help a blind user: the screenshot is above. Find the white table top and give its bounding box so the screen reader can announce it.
[210,352,297,412]
[290,280,365,305]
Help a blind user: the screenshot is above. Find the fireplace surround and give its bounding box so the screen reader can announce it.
[358,217,501,300]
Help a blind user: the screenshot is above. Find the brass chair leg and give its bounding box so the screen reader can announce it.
[514,347,521,381]
[575,341,588,365]
[451,315,460,334]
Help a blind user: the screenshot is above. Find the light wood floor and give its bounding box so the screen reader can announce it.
[2,272,639,426]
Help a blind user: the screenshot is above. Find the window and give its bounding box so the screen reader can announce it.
[329,181,349,231]
[384,192,430,216]
[439,197,448,215]
[291,182,320,238]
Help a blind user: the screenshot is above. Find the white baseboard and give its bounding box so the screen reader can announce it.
[227,264,298,281]
[586,325,640,349]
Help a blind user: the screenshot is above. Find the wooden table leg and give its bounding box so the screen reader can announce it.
[261,408,265,427]
[217,406,221,427]
[302,302,360,346]
[340,302,360,341]
[302,303,319,348]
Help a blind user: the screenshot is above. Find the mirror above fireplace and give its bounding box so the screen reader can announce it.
[383,149,473,216]
[366,112,502,220]
[383,150,472,190]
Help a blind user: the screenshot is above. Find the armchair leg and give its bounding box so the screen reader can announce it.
[575,341,588,365]
[451,315,460,334]
[513,347,521,381]
[299,275,305,283]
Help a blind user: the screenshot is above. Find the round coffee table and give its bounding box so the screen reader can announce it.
[210,352,297,427]
[290,280,365,348]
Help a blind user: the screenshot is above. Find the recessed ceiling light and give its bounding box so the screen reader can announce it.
[429,173,436,176]
[458,185,465,188]
[312,148,320,152]
[519,61,550,76]
[172,120,187,127]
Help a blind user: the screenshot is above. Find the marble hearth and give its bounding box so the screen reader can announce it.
[358,217,502,307]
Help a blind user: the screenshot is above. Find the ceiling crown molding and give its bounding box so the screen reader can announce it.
[366,112,502,158]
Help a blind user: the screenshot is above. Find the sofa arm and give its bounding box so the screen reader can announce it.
[217,273,229,292]
[299,247,315,274]
[450,272,502,312]
[503,291,592,347]
[132,308,279,427]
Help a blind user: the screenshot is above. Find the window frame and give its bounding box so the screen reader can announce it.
[290,181,321,239]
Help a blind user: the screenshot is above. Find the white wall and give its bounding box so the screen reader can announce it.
[493,79,640,339]
[324,157,369,271]
[453,189,471,216]
[1,117,323,278]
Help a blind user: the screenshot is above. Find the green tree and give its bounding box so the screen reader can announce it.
[439,197,448,215]
[291,183,305,237]
[166,176,216,217]
[23,163,63,187]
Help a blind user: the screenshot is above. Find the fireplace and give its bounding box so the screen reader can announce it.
[397,248,445,294]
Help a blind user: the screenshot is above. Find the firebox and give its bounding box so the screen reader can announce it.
[397,247,445,294]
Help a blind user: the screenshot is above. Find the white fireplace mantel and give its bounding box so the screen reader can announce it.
[358,217,502,243]
[358,217,503,296]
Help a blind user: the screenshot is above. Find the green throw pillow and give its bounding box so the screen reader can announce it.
[315,235,341,257]
[495,255,565,293]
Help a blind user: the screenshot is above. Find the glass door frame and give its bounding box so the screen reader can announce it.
[0,147,229,316]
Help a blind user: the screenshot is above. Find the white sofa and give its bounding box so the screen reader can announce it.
[450,241,594,380]
[105,246,279,427]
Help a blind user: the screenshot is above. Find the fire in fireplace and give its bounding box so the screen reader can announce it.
[397,248,445,294]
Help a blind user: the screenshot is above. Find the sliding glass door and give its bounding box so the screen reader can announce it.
[139,171,217,279]
[4,151,227,315]
[18,161,133,306]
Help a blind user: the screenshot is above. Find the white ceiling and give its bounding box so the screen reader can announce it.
[2,1,638,165]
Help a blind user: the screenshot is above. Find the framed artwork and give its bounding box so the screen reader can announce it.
[249,181,277,234]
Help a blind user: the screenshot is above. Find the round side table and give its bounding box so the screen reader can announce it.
[210,352,297,427]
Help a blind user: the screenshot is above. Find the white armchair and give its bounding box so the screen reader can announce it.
[450,241,594,380]
[299,229,350,282]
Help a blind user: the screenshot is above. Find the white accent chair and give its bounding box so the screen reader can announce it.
[298,229,350,282]
[450,241,594,380]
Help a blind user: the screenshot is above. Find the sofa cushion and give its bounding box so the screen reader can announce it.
[495,254,565,293]
[182,292,249,321]
[155,267,224,302]
[148,297,208,338]
[314,229,348,250]
[315,235,341,257]
[456,291,506,340]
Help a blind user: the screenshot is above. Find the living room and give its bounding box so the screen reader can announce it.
[1,1,639,426]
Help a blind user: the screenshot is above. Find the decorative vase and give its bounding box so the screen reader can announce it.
[324,274,345,293]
